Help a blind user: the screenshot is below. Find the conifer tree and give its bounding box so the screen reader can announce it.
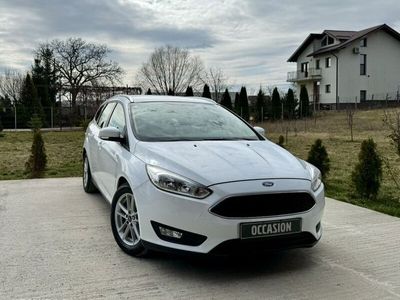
[146,88,152,95]
[32,47,58,126]
[307,139,330,179]
[220,88,232,110]
[239,86,249,121]
[185,86,194,96]
[271,87,281,120]
[299,85,310,117]
[234,92,240,114]
[20,73,44,127]
[352,138,382,199]
[202,84,212,99]
[255,88,266,122]
[285,88,296,119]
[25,114,47,178]
[167,88,174,95]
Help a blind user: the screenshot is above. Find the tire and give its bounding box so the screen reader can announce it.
[111,184,148,257]
[83,154,98,193]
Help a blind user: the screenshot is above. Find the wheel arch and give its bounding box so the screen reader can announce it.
[117,176,130,189]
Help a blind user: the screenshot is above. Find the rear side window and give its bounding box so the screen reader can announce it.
[97,103,116,128]
[108,104,126,134]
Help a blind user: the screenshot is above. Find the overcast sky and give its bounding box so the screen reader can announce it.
[0,0,399,94]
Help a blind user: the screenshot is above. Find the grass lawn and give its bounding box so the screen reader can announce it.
[0,130,84,180]
[259,107,400,217]
[0,107,399,217]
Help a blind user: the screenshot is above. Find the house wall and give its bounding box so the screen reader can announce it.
[295,39,338,105]
[316,53,337,104]
[338,30,400,103]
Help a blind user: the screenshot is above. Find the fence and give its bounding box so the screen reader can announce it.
[0,104,100,129]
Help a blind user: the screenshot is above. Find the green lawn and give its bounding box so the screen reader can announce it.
[258,108,400,217]
[0,107,399,217]
[0,130,84,180]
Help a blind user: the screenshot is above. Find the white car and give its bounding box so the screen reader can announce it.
[83,95,325,257]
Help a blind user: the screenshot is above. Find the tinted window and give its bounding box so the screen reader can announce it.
[97,103,116,128]
[130,102,259,141]
[108,104,126,134]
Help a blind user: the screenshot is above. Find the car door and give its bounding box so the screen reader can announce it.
[97,102,129,199]
[92,102,116,189]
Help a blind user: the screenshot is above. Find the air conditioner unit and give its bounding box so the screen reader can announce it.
[353,47,360,54]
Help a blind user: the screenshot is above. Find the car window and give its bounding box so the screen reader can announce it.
[94,105,104,123]
[130,102,259,141]
[108,103,126,135]
[97,103,116,128]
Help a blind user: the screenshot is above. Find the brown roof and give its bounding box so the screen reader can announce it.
[287,24,400,62]
[323,30,356,40]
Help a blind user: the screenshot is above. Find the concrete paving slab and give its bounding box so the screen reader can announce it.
[0,178,399,299]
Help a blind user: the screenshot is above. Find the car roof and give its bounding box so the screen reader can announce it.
[113,95,216,104]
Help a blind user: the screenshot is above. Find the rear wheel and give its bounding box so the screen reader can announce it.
[83,155,97,193]
[111,184,148,257]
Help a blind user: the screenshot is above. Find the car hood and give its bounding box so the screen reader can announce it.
[134,140,311,186]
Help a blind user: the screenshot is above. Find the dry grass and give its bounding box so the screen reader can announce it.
[0,131,84,180]
[0,107,399,217]
[259,107,400,217]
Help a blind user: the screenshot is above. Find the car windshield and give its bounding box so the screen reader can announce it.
[130,101,260,141]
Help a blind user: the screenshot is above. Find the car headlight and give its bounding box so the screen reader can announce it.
[306,163,322,191]
[146,165,212,199]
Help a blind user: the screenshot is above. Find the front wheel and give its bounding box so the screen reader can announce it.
[111,184,148,257]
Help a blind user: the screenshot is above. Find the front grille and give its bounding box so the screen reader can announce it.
[210,193,315,218]
[210,232,318,255]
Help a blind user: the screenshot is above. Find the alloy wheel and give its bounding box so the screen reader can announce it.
[114,193,140,247]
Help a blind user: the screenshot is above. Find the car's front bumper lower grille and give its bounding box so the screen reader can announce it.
[209,232,318,255]
[210,192,315,218]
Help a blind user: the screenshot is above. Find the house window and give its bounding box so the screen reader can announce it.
[360,38,367,47]
[325,57,331,68]
[360,90,367,102]
[360,54,367,75]
[325,84,331,93]
[316,59,320,69]
[301,62,309,77]
[321,36,334,47]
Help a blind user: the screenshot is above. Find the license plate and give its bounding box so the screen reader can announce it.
[240,218,302,239]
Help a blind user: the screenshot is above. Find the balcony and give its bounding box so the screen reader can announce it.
[287,68,322,82]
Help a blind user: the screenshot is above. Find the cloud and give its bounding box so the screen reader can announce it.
[0,0,399,92]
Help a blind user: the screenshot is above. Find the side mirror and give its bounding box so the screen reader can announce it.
[99,127,124,142]
[254,126,265,136]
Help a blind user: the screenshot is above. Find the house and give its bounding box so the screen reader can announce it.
[287,24,400,109]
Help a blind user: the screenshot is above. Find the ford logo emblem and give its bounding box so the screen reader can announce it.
[262,181,274,187]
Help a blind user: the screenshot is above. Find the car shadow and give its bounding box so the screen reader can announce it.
[144,247,318,280]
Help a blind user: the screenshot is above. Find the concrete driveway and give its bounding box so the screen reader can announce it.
[0,178,399,299]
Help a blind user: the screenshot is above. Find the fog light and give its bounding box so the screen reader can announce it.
[159,226,183,239]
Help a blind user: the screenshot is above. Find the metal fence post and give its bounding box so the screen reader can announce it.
[14,106,17,130]
[51,106,54,128]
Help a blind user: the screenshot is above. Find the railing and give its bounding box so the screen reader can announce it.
[287,68,322,82]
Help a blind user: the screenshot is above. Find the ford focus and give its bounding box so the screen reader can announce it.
[82,95,325,257]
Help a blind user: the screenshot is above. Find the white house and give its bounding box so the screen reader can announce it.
[287,24,400,108]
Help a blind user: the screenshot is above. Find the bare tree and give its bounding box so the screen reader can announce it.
[0,69,24,105]
[346,105,355,142]
[204,67,228,102]
[383,109,400,156]
[137,45,204,95]
[37,38,123,110]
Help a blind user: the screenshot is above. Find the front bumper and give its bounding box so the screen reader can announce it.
[135,178,325,254]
